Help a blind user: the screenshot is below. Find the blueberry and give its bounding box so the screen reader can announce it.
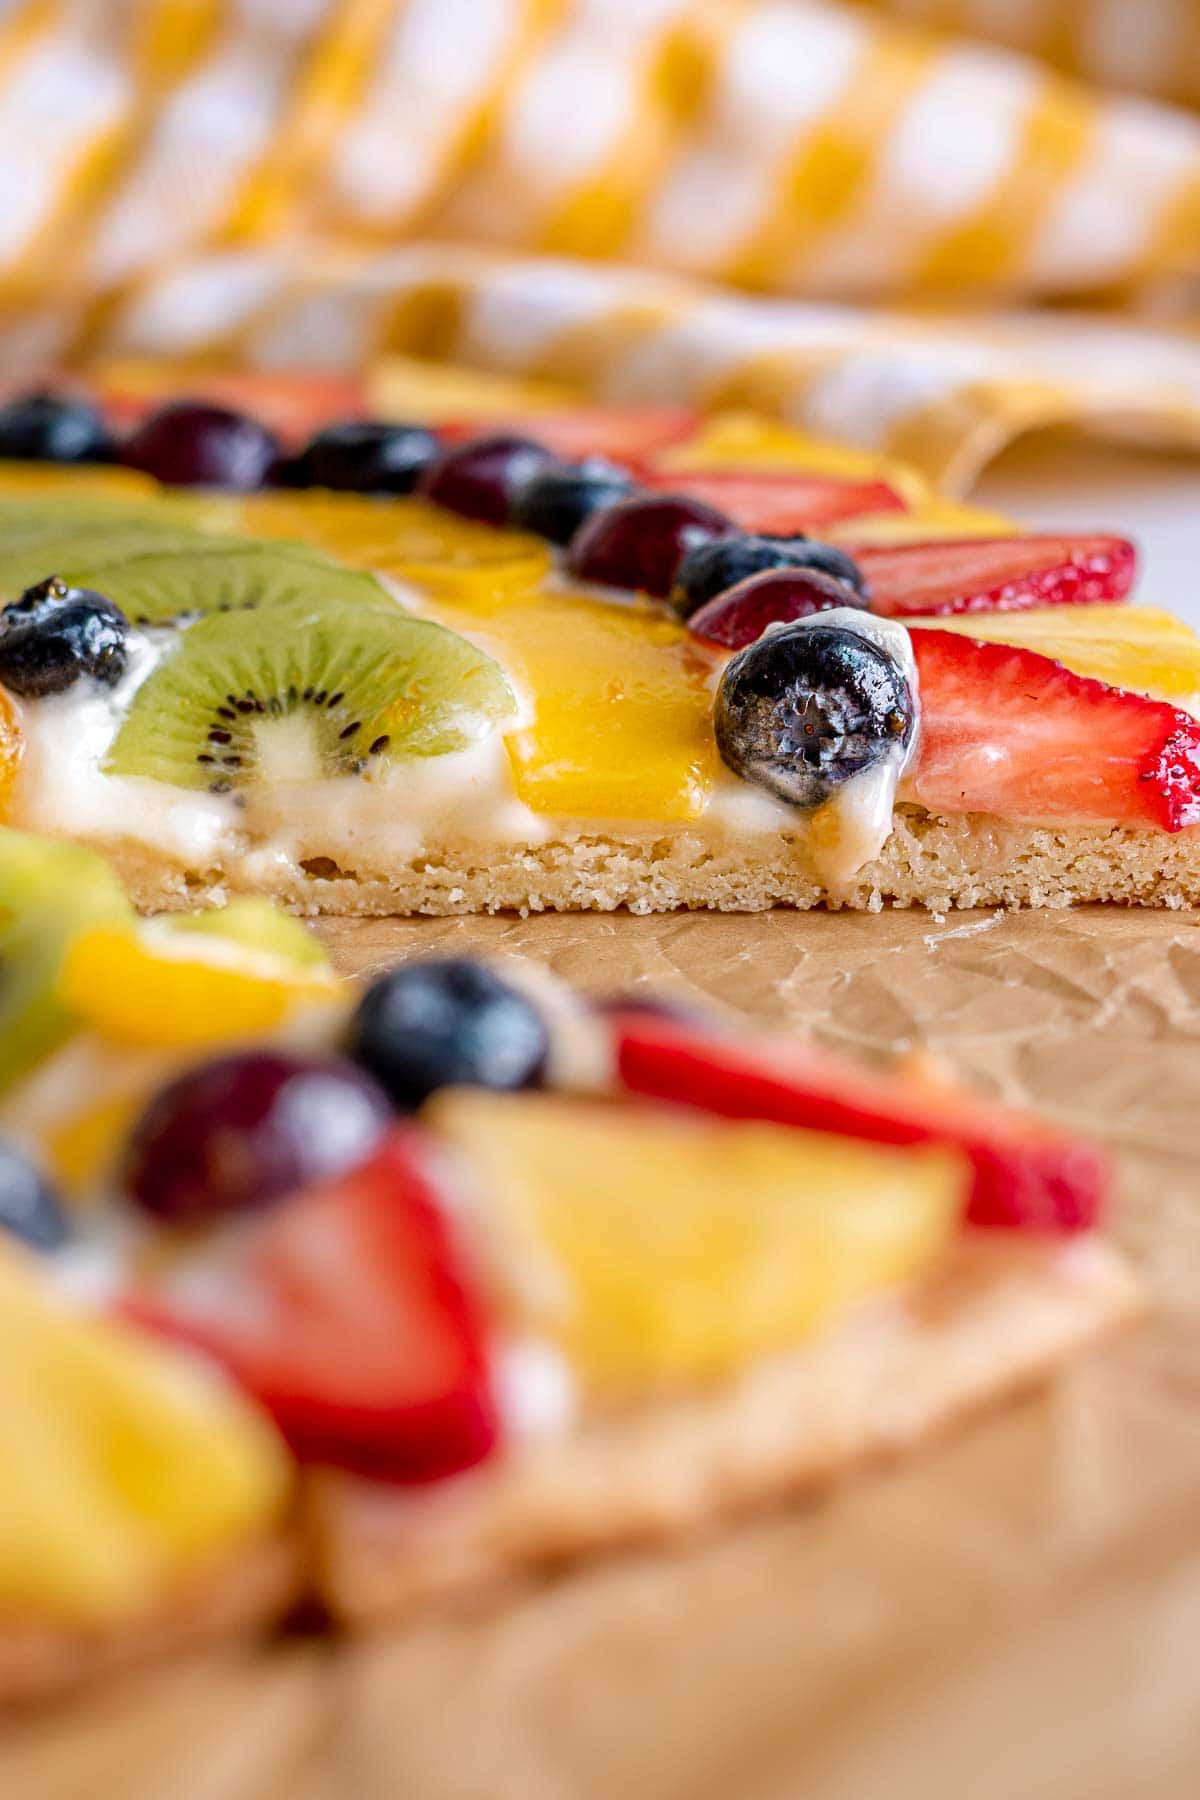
[346,958,548,1111]
[125,1051,393,1224]
[0,577,128,698]
[280,419,441,494]
[715,621,914,810]
[509,459,635,545]
[119,401,281,490]
[672,534,867,618]
[0,1140,68,1252]
[0,390,112,465]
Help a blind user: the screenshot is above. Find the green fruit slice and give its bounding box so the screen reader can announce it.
[67,542,392,626]
[0,523,218,603]
[0,829,133,1092]
[105,598,518,790]
[164,899,331,970]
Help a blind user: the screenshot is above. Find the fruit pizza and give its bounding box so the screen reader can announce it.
[0,829,1138,1702]
[0,373,1193,915]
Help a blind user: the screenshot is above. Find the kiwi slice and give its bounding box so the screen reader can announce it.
[0,828,133,1092]
[164,899,331,970]
[105,597,518,791]
[66,541,390,626]
[0,522,219,603]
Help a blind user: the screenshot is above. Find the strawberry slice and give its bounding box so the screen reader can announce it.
[910,629,1200,831]
[638,468,907,533]
[852,535,1136,618]
[123,1132,497,1483]
[614,1013,1108,1232]
[98,371,368,447]
[438,407,698,462]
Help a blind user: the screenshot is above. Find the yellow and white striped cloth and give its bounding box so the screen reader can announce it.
[0,0,1193,492]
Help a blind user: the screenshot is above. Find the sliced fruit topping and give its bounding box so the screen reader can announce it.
[234,491,551,604]
[852,535,1137,618]
[0,1238,290,1624]
[911,604,1200,716]
[690,568,867,649]
[278,419,441,494]
[417,434,560,526]
[908,629,1200,831]
[56,918,341,1049]
[95,364,368,444]
[509,459,635,546]
[439,406,696,463]
[639,469,907,533]
[431,1090,964,1393]
[125,1051,390,1224]
[0,576,128,697]
[671,534,867,618]
[494,587,719,821]
[166,896,332,968]
[715,618,914,810]
[0,518,212,602]
[613,1012,1109,1233]
[125,1133,498,1482]
[119,401,281,491]
[565,493,737,598]
[0,828,132,1092]
[347,959,548,1111]
[104,597,517,792]
[0,684,21,815]
[0,1139,68,1251]
[0,390,113,465]
[71,541,381,628]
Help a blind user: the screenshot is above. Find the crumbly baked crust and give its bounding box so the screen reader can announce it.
[99,808,1200,916]
[0,1534,299,1708]
[311,1238,1140,1626]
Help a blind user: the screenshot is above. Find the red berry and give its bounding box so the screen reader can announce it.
[565,493,736,597]
[612,1012,1108,1233]
[123,1131,498,1482]
[638,468,906,533]
[851,535,1137,618]
[124,1052,392,1224]
[909,629,1200,831]
[119,401,281,490]
[417,434,559,525]
[687,566,864,648]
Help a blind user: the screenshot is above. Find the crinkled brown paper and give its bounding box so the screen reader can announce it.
[6,905,1200,1800]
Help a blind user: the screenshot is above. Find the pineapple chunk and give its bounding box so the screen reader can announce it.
[432,1093,966,1395]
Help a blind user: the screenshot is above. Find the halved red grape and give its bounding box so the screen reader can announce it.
[124,1051,392,1224]
[119,401,281,490]
[565,493,736,597]
[417,434,559,525]
[688,567,866,648]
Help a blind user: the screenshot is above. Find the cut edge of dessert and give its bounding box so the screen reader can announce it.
[0,828,1141,1702]
[0,365,1197,915]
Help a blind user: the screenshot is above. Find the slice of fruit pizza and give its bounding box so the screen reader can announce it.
[0,830,1139,1700]
[0,371,1192,913]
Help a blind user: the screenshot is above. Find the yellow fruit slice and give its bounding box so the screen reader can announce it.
[654,410,930,506]
[432,1093,965,1395]
[452,586,720,822]
[0,686,21,816]
[832,497,1014,544]
[0,1239,289,1624]
[0,462,162,503]
[368,354,580,422]
[229,491,550,603]
[909,605,1200,716]
[57,922,340,1049]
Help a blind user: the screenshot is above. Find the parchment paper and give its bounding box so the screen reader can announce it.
[5,905,1200,1800]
